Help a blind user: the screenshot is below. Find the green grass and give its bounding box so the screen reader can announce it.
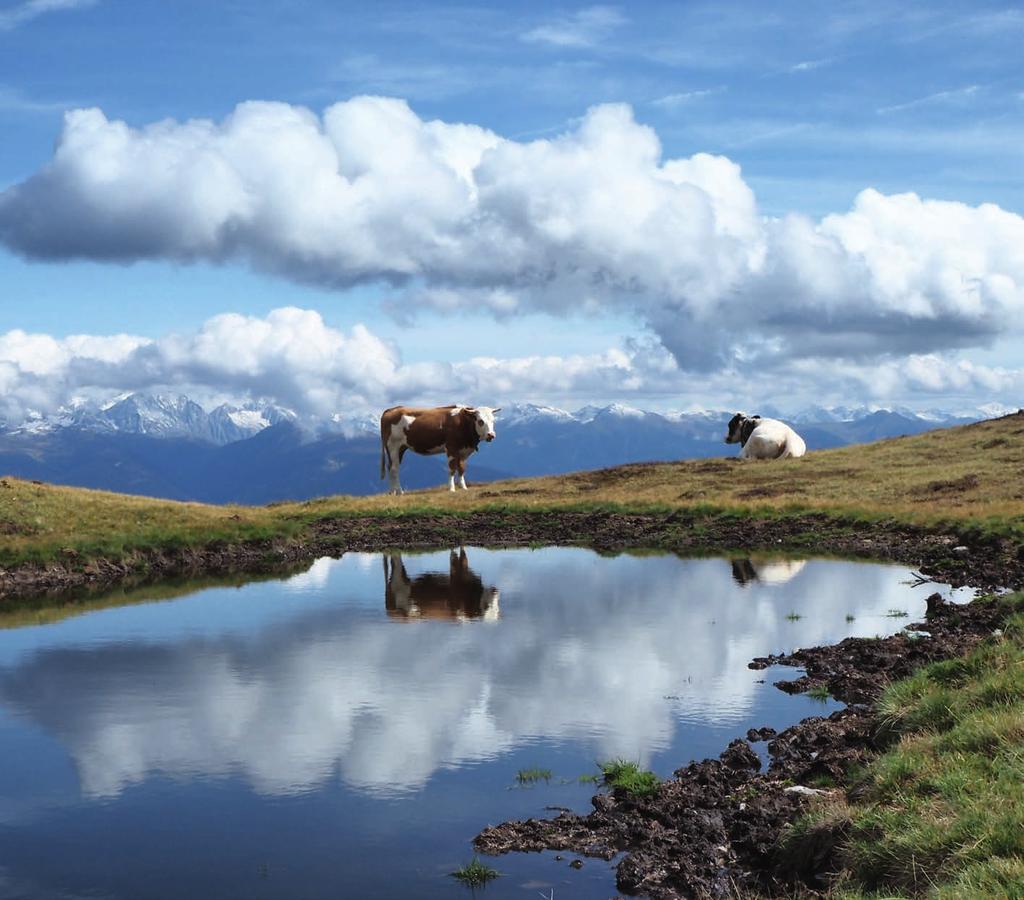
[450,858,500,887]
[781,593,1024,897]
[514,767,552,784]
[599,759,660,798]
[785,611,803,621]
[806,683,831,702]
[3,413,1024,571]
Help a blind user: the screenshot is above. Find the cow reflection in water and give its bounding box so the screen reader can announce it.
[731,558,807,587]
[383,549,500,621]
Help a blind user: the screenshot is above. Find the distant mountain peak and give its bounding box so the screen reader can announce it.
[500,403,575,425]
[6,392,296,446]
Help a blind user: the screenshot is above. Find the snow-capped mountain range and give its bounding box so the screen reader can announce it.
[0,393,1002,504]
[3,394,994,445]
[11,394,297,446]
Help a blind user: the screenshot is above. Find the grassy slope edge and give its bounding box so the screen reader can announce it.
[780,592,1024,899]
[2,412,1023,570]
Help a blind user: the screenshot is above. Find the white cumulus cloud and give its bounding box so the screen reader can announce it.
[0,309,1021,427]
[1,97,1023,377]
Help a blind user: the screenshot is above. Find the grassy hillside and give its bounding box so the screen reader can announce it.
[2,412,1022,569]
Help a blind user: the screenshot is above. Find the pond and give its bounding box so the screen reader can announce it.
[0,548,970,899]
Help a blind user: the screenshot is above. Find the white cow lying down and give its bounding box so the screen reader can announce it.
[725,413,807,460]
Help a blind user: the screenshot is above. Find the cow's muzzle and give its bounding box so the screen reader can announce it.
[485,434,494,442]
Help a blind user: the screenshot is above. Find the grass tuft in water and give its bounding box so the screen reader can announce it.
[886,608,909,618]
[599,759,660,798]
[807,683,831,702]
[785,611,803,621]
[515,767,552,784]
[451,858,500,887]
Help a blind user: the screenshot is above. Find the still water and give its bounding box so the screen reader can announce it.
[0,549,968,899]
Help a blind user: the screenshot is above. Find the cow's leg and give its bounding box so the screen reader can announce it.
[387,426,411,494]
[388,453,404,493]
[447,454,458,492]
[458,449,473,490]
[388,450,403,494]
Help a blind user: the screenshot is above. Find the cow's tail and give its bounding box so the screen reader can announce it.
[380,421,389,480]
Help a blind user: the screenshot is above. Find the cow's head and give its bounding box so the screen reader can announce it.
[454,405,501,442]
[725,412,759,445]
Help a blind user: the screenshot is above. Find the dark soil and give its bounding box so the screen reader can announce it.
[474,593,1013,898]
[2,509,1022,603]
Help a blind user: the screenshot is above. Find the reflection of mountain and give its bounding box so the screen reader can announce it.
[384,549,500,621]
[731,558,807,587]
[0,551,936,799]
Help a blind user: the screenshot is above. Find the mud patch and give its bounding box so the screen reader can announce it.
[0,520,37,536]
[735,483,805,500]
[913,473,980,496]
[474,594,1014,898]
[569,463,662,491]
[3,510,1023,602]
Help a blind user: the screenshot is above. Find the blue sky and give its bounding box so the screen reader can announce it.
[1,0,1022,418]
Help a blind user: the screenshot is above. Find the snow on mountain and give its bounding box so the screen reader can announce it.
[499,403,575,426]
[208,402,296,444]
[322,412,379,438]
[976,402,1019,419]
[574,403,648,423]
[0,394,994,448]
[4,393,296,445]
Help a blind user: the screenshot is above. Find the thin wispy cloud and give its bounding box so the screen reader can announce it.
[0,85,72,114]
[651,88,723,109]
[878,85,981,115]
[522,5,626,48]
[788,57,834,73]
[900,6,1024,43]
[328,53,480,101]
[722,120,812,148]
[0,0,96,31]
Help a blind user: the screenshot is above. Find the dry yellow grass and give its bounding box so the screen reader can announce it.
[2,413,1023,568]
[302,413,1024,524]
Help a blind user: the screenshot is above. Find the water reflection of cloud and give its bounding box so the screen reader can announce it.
[0,552,939,799]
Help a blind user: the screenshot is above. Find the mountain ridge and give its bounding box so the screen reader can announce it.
[0,393,983,504]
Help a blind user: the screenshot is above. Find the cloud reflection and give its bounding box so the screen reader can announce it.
[0,551,937,799]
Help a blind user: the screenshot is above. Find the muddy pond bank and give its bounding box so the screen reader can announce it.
[2,508,1022,603]
[474,591,1014,898]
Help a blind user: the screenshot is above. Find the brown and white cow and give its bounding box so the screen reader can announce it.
[383,549,500,621]
[379,404,500,494]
